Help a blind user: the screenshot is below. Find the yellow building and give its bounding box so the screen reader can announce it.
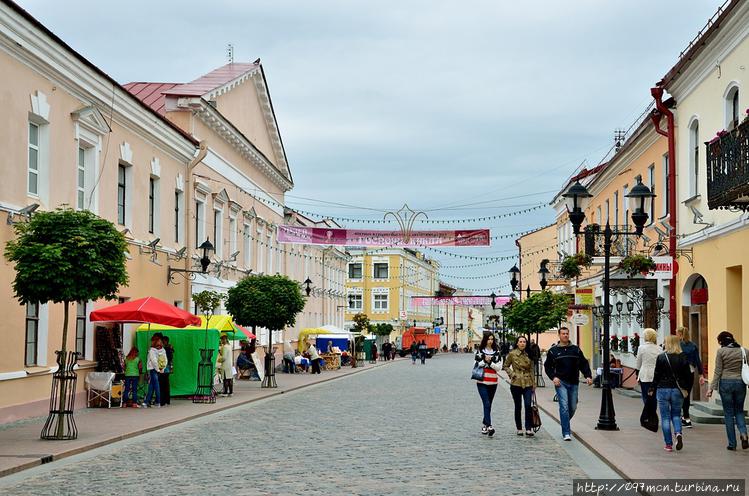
[660,0,749,380]
[345,248,439,339]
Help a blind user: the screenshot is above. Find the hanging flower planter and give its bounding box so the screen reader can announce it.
[559,253,593,279]
[618,254,657,278]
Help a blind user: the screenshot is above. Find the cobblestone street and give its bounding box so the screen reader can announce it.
[0,355,598,496]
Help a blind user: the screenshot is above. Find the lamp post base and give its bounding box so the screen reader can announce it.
[595,384,619,431]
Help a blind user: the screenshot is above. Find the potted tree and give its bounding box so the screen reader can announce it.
[5,208,128,440]
[618,254,657,278]
[191,290,225,403]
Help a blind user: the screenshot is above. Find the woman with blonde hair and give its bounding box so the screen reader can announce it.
[677,326,705,428]
[652,335,691,452]
[635,328,660,403]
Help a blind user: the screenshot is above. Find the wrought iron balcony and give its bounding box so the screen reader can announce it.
[706,118,749,210]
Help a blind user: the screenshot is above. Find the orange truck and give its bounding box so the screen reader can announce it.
[398,327,440,358]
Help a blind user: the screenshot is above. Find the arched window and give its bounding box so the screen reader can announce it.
[725,84,740,130]
[689,118,699,197]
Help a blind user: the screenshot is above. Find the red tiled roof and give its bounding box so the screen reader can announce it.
[163,62,260,97]
[122,82,178,115]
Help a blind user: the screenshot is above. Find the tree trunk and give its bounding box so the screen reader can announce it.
[56,300,70,439]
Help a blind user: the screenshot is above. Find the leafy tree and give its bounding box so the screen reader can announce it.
[4,208,128,438]
[371,323,394,336]
[502,291,570,339]
[226,274,305,335]
[192,290,225,348]
[351,313,370,333]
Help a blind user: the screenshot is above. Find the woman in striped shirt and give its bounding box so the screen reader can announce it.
[474,333,501,436]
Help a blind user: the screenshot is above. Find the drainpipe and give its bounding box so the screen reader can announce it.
[650,86,677,335]
[183,140,209,307]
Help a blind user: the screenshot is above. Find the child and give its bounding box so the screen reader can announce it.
[123,347,142,408]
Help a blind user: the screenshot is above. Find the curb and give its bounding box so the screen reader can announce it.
[0,360,393,478]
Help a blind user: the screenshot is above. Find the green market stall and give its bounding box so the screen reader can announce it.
[136,315,243,397]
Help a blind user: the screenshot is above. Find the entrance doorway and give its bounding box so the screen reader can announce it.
[681,274,708,402]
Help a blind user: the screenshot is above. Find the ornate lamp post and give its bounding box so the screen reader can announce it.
[538,261,549,291]
[167,238,215,284]
[563,177,655,431]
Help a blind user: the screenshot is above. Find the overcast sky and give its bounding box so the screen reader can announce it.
[17,0,724,292]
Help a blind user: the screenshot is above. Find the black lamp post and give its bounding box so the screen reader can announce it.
[563,176,655,431]
[167,238,215,284]
[538,261,549,291]
[303,278,312,297]
[509,265,520,298]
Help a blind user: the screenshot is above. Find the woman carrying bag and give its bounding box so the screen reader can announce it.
[502,336,536,436]
[473,334,501,436]
[651,335,691,452]
[707,331,749,451]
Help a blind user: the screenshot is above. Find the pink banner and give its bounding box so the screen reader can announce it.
[411,296,511,307]
[277,225,490,247]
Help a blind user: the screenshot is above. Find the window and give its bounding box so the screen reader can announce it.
[174,191,182,243]
[648,164,656,224]
[77,147,86,209]
[689,120,699,197]
[622,185,629,227]
[117,164,126,225]
[662,153,669,217]
[148,178,155,233]
[229,216,237,257]
[25,303,39,367]
[195,200,205,247]
[213,208,223,258]
[268,235,274,273]
[596,206,602,226]
[348,263,362,279]
[28,123,39,196]
[373,293,388,311]
[614,191,619,226]
[373,262,389,279]
[76,301,86,357]
[732,89,740,130]
[243,223,251,267]
[605,199,610,223]
[349,293,363,311]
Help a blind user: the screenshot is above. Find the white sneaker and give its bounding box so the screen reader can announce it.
[481,426,488,435]
[563,434,572,441]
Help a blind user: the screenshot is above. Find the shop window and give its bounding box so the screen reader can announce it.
[25,303,39,367]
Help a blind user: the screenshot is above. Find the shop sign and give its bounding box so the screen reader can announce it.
[575,287,594,306]
[645,256,673,280]
[571,313,589,326]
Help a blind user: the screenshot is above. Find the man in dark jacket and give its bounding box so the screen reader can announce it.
[543,327,592,441]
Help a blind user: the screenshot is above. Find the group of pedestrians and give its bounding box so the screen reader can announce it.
[122,333,174,408]
[410,341,428,364]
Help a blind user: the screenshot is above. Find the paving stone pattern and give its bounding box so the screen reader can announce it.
[2,355,586,495]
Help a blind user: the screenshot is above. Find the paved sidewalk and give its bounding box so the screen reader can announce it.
[0,360,392,478]
[532,379,749,479]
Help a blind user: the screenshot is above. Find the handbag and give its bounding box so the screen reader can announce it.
[741,347,749,386]
[640,393,659,432]
[663,353,689,398]
[530,392,542,432]
[471,364,485,381]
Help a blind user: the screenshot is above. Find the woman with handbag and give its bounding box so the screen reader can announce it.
[635,328,660,404]
[473,334,501,436]
[707,331,749,450]
[502,336,536,436]
[651,335,691,452]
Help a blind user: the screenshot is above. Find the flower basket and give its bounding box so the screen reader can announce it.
[620,336,629,353]
[559,253,593,279]
[610,335,619,352]
[618,254,657,278]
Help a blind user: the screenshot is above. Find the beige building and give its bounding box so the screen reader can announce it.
[0,2,336,421]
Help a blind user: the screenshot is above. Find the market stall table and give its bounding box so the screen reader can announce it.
[319,352,341,370]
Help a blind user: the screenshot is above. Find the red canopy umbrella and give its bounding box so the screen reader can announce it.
[89,296,201,327]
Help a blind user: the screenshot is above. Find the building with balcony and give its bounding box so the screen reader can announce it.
[660,0,749,382]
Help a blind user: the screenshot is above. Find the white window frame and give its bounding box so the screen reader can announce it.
[229,213,237,259]
[76,128,100,213]
[148,176,160,235]
[372,289,389,313]
[257,224,265,273]
[688,118,700,197]
[243,222,251,268]
[372,260,389,280]
[724,83,741,130]
[213,204,224,259]
[174,189,184,244]
[648,164,655,224]
[661,153,669,218]
[348,290,363,312]
[28,122,40,197]
[614,191,619,227]
[348,262,363,280]
[267,229,273,274]
[195,195,206,248]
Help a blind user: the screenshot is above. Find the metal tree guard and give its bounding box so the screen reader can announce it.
[262,343,278,388]
[41,351,80,440]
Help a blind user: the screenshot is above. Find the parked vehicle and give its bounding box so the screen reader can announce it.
[398,327,440,358]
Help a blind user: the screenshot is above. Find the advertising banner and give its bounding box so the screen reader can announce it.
[575,287,594,306]
[277,225,490,247]
[411,296,511,307]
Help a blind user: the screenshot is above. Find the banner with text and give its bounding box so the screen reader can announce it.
[411,296,511,307]
[277,225,491,247]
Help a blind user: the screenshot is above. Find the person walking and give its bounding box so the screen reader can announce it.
[543,327,592,441]
[418,340,427,364]
[677,326,705,428]
[123,346,142,408]
[503,336,536,436]
[410,341,418,365]
[218,335,234,397]
[635,328,660,403]
[308,341,322,374]
[143,335,166,408]
[474,333,501,436]
[652,335,691,452]
[158,336,174,406]
[707,331,749,451]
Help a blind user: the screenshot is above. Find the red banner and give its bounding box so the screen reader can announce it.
[277,225,490,247]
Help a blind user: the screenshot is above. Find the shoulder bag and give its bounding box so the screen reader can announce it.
[471,362,485,381]
[530,392,542,432]
[741,347,749,386]
[663,353,689,398]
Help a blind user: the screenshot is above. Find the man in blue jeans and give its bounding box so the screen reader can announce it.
[544,327,592,441]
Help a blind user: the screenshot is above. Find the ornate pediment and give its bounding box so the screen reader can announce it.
[71,105,111,135]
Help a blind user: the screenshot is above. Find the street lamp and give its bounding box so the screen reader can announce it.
[563,176,655,431]
[490,292,497,310]
[509,265,520,293]
[167,238,215,284]
[538,261,549,291]
[303,278,313,297]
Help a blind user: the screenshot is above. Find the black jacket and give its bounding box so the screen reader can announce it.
[544,343,592,385]
[652,352,691,390]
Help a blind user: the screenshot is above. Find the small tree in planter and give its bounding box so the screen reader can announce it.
[191,290,225,403]
[5,208,128,440]
[559,253,593,279]
[618,254,657,278]
[350,313,371,368]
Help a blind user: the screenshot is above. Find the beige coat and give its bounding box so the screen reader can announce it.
[218,343,234,380]
[503,349,536,388]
